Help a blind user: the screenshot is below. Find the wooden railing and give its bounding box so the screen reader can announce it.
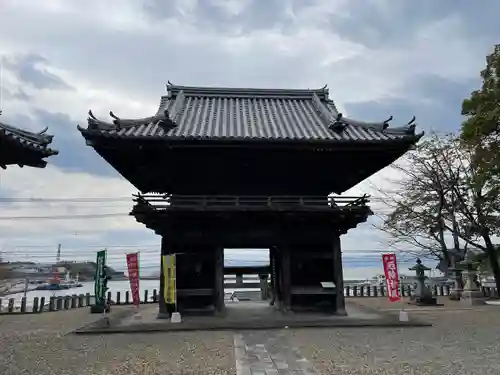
[133,194,370,211]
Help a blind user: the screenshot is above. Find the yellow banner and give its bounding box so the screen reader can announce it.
[162,255,176,304]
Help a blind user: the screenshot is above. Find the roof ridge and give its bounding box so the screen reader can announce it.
[166,83,330,100]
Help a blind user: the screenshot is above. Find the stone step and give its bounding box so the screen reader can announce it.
[232,290,262,301]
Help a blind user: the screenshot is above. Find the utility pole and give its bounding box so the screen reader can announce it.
[56,244,61,264]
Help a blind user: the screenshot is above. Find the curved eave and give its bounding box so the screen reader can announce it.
[0,159,49,170]
[321,100,420,137]
[77,125,424,146]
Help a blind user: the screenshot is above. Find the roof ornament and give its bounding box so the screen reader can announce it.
[382,115,393,130]
[321,84,328,90]
[167,80,173,86]
[87,110,115,131]
[407,116,416,125]
[109,111,119,121]
[109,111,122,130]
[86,107,177,132]
[38,126,48,135]
[330,113,347,132]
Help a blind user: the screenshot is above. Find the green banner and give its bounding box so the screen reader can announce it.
[94,250,106,304]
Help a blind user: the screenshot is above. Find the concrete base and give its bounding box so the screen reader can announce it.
[460,290,486,306]
[170,312,182,323]
[399,310,409,322]
[74,301,432,334]
[448,289,462,301]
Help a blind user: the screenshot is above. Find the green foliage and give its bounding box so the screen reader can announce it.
[461,44,500,176]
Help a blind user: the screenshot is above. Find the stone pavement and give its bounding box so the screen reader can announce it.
[234,330,319,375]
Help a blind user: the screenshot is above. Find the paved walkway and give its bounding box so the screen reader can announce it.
[234,331,319,375]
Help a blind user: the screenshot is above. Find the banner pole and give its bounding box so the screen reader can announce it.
[174,253,178,313]
[102,250,108,324]
[135,251,141,320]
[395,252,404,311]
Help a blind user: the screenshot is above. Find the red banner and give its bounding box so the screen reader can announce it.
[126,252,140,307]
[382,253,401,302]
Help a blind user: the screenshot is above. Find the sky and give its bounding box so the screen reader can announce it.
[0,0,498,280]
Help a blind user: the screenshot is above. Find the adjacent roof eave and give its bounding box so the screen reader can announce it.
[0,111,59,162]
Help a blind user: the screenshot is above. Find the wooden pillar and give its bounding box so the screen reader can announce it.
[333,234,346,315]
[157,236,171,319]
[269,247,276,306]
[214,246,225,314]
[259,274,269,300]
[235,273,243,287]
[274,246,283,310]
[281,246,291,312]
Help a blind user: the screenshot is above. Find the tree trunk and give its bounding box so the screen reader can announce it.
[483,233,500,297]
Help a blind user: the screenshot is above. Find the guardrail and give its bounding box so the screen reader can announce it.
[1,285,497,314]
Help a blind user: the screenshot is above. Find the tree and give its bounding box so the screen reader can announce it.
[476,246,500,281]
[376,135,467,273]
[460,44,500,294]
[377,134,500,292]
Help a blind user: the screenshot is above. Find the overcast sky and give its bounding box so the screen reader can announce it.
[0,0,498,279]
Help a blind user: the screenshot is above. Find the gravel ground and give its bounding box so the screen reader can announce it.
[1,299,500,374]
[288,298,500,375]
[0,307,235,375]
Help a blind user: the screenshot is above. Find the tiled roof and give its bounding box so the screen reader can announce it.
[0,111,58,168]
[78,84,423,143]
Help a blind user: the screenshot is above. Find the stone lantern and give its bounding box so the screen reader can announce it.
[409,258,437,305]
[457,252,486,305]
[445,247,465,300]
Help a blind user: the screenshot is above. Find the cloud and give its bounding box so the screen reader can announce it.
[2,53,74,91]
[0,0,497,278]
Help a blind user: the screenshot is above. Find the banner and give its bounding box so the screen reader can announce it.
[126,252,140,307]
[382,253,401,302]
[94,250,107,304]
[162,255,177,305]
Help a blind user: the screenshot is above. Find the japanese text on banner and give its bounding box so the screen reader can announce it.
[382,253,401,302]
[162,255,177,305]
[126,252,140,307]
